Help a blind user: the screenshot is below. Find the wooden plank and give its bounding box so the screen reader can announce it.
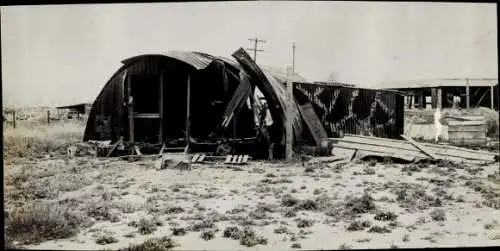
[134,113,161,119]
[448,131,486,139]
[159,71,164,143]
[325,136,420,152]
[401,134,437,160]
[448,120,486,126]
[191,154,200,163]
[224,155,232,164]
[231,155,238,164]
[134,145,142,156]
[331,148,356,161]
[185,74,191,151]
[105,139,123,158]
[126,73,134,145]
[242,155,249,163]
[448,127,487,133]
[331,141,425,159]
[198,154,206,162]
[344,133,496,159]
[298,102,328,146]
[449,138,488,147]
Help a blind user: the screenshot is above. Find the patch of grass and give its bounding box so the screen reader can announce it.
[429,209,446,221]
[129,216,163,235]
[402,234,410,242]
[95,233,119,245]
[291,242,302,248]
[484,220,499,230]
[274,226,290,234]
[297,218,314,228]
[119,236,178,251]
[5,201,90,245]
[374,211,398,221]
[346,220,371,231]
[223,226,243,240]
[368,225,392,233]
[363,167,376,175]
[200,230,215,241]
[239,227,268,247]
[188,220,216,232]
[172,228,187,236]
[86,200,121,222]
[261,178,294,184]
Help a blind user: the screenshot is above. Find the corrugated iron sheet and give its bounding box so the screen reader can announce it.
[294,83,405,139]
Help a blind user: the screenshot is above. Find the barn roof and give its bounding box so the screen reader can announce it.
[121,51,309,84]
[372,78,498,90]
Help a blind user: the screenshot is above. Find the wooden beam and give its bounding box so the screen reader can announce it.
[285,80,294,161]
[466,78,470,109]
[491,82,495,110]
[400,134,437,160]
[437,88,442,109]
[159,70,164,143]
[126,73,134,145]
[185,73,191,151]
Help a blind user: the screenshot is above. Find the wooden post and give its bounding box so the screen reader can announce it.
[466,78,470,109]
[185,74,191,150]
[159,71,164,143]
[285,67,293,161]
[285,81,294,161]
[127,74,134,145]
[437,88,442,109]
[47,110,50,124]
[12,111,16,128]
[491,82,495,110]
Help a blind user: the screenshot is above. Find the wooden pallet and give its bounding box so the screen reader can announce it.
[190,154,250,164]
[224,155,249,165]
[191,154,207,163]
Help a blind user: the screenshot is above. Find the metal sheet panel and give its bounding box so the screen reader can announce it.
[294,83,404,139]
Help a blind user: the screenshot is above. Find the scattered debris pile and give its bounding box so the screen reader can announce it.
[316,133,498,165]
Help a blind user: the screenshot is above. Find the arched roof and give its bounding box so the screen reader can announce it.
[121,51,309,83]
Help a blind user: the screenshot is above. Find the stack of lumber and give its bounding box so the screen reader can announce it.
[322,134,498,165]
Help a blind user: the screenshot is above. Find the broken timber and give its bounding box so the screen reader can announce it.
[400,134,437,160]
[322,134,498,164]
[298,102,328,147]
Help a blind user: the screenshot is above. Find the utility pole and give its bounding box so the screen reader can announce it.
[292,42,296,73]
[246,37,266,62]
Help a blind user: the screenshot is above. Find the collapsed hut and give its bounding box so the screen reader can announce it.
[83,48,405,159]
[83,49,305,159]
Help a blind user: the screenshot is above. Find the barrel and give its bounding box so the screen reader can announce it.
[447,120,487,147]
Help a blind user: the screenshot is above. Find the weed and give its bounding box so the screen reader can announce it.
[95,233,119,245]
[200,230,215,241]
[429,209,446,221]
[297,218,314,228]
[374,211,398,221]
[172,228,187,236]
[119,236,178,251]
[291,242,302,248]
[368,226,392,233]
[223,226,242,240]
[5,201,89,245]
[239,227,268,247]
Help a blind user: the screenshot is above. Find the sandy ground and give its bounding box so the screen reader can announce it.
[4,152,500,250]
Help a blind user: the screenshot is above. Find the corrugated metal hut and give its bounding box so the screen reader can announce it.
[83,51,306,158]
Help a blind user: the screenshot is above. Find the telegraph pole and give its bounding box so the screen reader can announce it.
[292,42,296,73]
[246,37,266,62]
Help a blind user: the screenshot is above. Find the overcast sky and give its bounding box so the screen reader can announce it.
[1,1,497,107]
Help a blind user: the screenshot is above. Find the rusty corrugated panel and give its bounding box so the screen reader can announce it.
[294,83,404,139]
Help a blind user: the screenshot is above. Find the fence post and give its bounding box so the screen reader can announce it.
[12,111,16,128]
[47,110,50,124]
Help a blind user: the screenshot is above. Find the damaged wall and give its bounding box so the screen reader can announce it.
[293,82,405,139]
